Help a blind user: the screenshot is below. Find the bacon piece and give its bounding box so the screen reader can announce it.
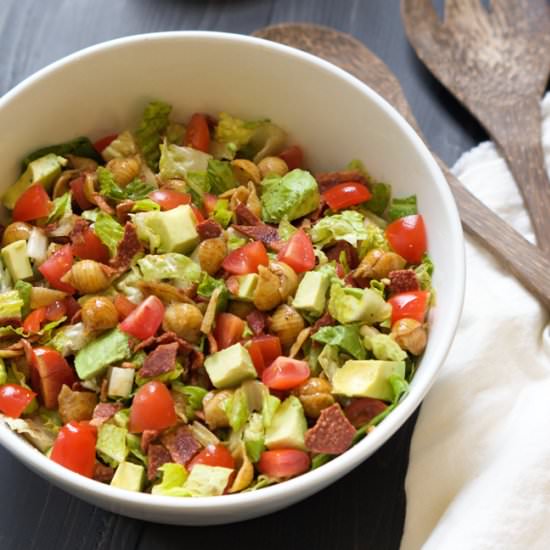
[233,224,280,245]
[388,269,419,296]
[147,443,172,480]
[325,240,359,269]
[190,349,205,371]
[160,425,201,465]
[93,462,115,483]
[235,203,261,226]
[246,310,267,336]
[344,398,388,429]
[115,200,135,224]
[304,403,356,454]
[138,342,178,379]
[69,218,90,246]
[315,170,367,194]
[110,222,143,271]
[93,193,115,215]
[133,331,193,354]
[141,429,160,453]
[196,219,223,240]
[90,402,123,427]
[311,312,335,334]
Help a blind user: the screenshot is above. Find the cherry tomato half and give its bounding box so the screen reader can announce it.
[114,294,137,320]
[257,449,310,479]
[184,113,210,153]
[22,308,46,334]
[388,290,429,325]
[277,229,315,273]
[247,335,282,375]
[12,184,52,222]
[119,295,165,340]
[93,133,118,154]
[31,347,75,409]
[50,421,97,477]
[38,245,75,294]
[149,189,192,211]
[189,444,235,470]
[262,357,310,391]
[278,145,304,171]
[69,176,94,210]
[0,384,36,418]
[70,225,109,263]
[222,241,269,275]
[213,313,245,350]
[385,214,427,264]
[129,381,177,433]
[323,182,372,211]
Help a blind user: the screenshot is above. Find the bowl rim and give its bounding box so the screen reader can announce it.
[0,30,465,512]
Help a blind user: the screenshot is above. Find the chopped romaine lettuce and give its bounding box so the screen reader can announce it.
[244,474,278,491]
[328,284,391,325]
[312,325,366,360]
[21,136,102,169]
[224,386,249,432]
[357,223,390,258]
[135,362,183,386]
[387,195,417,222]
[182,464,234,497]
[310,210,368,247]
[171,383,207,421]
[246,122,287,163]
[131,198,161,212]
[97,423,128,467]
[1,415,57,453]
[94,212,124,255]
[0,290,23,323]
[244,412,265,462]
[152,463,190,496]
[365,182,391,216]
[317,344,342,381]
[97,166,154,202]
[185,171,210,206]
[212,199,233,228]
[126,433,147,465]
[197,273,226,298]
[165,122,186,144]
[159,142,211,180]
[207,159,238,195]
[101,131,137,161]
[47,192,72,223]
[137,253,201,283]
[214,112,258,150]
[262,393,280,429]
[278,218,297,241]
[135,100,172,170]
[261,169,320,223]
[0,259,12,292]
[226,228,248,251]
[50,322,92,356]
[361,327,407,361]
[15,280,32,318]
[415,254,434,291]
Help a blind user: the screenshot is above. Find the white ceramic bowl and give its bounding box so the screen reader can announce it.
[0,32,465,525]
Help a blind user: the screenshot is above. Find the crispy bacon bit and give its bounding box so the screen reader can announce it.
[110,222,143,271]
[115,200,135,224]
[147,444,172,481]
[246,310,267,335]
[90,402,123,427]
[325,240,359,269]
[133,331,193,354]
[69,218,90,246]
[233,224,280,245]
[190,349,205,371]
[304,403,356,455]
[161,425,201,465]
[93,193,115,215]
[141,429,160,453]
[388,270,419,295]
[93,462,115,484]
[315,170,367,194]
[138,342,178,378]
[235,203,261,226]
[311,312,335,334]
[197,219,223,240]
[344,398,388,429]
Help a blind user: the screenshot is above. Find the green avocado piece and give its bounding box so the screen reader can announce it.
[331,359,405,401]
[96,423,128,467]
[233,273,258,301]
[204,343,256,389]
[292,271,329,316]
[3,154,66,209]
[264,395,307,451]
[111,461,145,492]
[1,240,33,280]
[328,284,391,325]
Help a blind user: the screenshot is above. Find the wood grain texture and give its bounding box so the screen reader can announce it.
[255,22,550,311]
[402,0,550,253]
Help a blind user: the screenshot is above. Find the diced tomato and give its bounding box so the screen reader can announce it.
[191,205,205,223]
[323,182,372,211]
[63,296,80,320]
[38,245,75,293]
[50,421,97,478]
[71,226,109,263]
[0,384,36,418]
[69,176,94,210]
[385,214,427,264]
[184,113,210,153]
[12,184,52,222]
[213,313,245,350]
[262,357,310,390]
[149,189,192,211]
[247,335,282,375]
[389,290,429,325]
[189,444,235,470]
[278,145,304,171]
[45,300,67,322]
[344,397,388,428]
[129,381,177,433]
[114,294,137,320]
[222,241,269,275]
[203,193,218,215]
[119,295,164,340]
[277,229,315,273]
[31,347,76,409]
[22,308,46,333]
[93,133,118,154]
[257,449,310,479]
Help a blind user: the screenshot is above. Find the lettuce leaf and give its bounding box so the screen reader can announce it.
[137,253,201,283]
[152,463,190,496]
[131,198,161,212]
[0,259,12,292]
[15,280,32,318]
[317,344,341,381]
[357,223,390,258]
[415,254,434,291]
[47,192,72,223]
[97,166,154,202]
[185,172,210,206]
[278,218,297,241]
[246,122,287,163]
[207,160,238,195]
[387,195,417,222]
[135,100,172,170]
[214,112,258,150]
[50,322,92,356]
[328,284,391,325]
[182,464,234,497]
[0,290,23,322]
[101,131,137,161]
[212,199,233,228]
[94,212,124,255]
[0,358,6,385]
[96,423,128,467]
[171,383,207,421]
[365,182,391,216]
[310,210,367,247]
[312,325,366,360]
[223,386,249,432]
[21,136,102,169]
[159,142,211,180]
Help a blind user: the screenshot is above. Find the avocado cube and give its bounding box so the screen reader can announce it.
[332,360,405,401]
[204,343,257,388]
[111,462,145,492]
[144,205,199,254]
[265,395,307,450]
[1,240,33,280]
[233,273,259,302]
[292,271,329,316]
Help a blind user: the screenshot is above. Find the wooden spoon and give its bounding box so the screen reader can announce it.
[401,0,550,254]
[253,23,550,310]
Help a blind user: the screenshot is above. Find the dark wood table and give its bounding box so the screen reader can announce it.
[0,1,484,549]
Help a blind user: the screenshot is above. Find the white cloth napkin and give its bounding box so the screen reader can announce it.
[401,93,550,550]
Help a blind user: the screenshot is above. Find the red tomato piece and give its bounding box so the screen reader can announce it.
[184,113,210,152]
[257,449,310,479]
[45,300,67,322]
[129,381,177,433]
[63,296,80,320]
[191,205,205,223]
[71,226,110,263]
[248,335,282,375]
[0,384,36,418]
[114,294,137,320]
[38,245,75,293]
[385,214,427,264]
[149,189,192,211]
[69,176,94,210]
[323,182,372,211]
[203,193,218,215]
[93,133,118,153]
[189,444,235,470]
[389,290,429,325]
[31,347,76,409]
[262,357,310,390]
[12,184,52,222]
[50,421,97,478]
[222,241,269,275]
[213,313,245,350]
[119,295,164,340]
[22,308,46,333]
[277,229,315,273]
[278,145,304,171]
